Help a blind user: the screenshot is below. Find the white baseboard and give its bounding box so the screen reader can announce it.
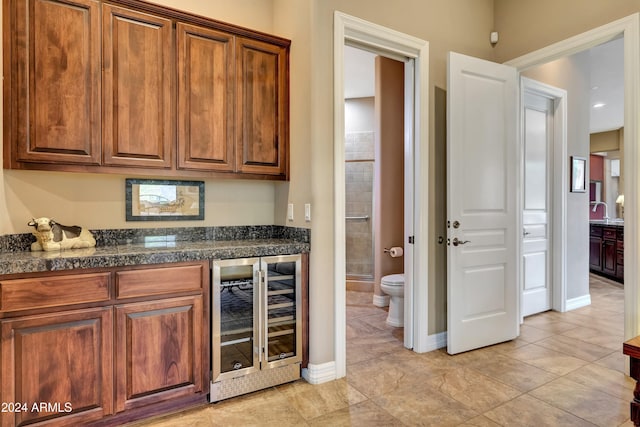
[565,294,591,311]
[372,294,389,307]
[412,331,447,353]
[301,361,336,385]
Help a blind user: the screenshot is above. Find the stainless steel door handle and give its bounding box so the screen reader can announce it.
[452,237,470,246]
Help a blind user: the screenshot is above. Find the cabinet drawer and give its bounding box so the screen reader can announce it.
[116,263,205,299]
[603,227,617,240]
[0,273,111,312]
[590,225,603,237]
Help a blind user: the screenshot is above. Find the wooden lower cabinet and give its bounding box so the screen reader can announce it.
[589,224,624,283]
[0,307,113,427]
[602,238,617,276]
[115,296,204,412]
[589,236,603,271]
[0,261,209,426]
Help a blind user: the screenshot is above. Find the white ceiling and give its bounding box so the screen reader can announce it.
[589,37,624,133]
[344,38,624,134]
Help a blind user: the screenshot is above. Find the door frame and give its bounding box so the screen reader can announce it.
[520,77,568,318]
[333,11,429,378]
[508,13,640,341]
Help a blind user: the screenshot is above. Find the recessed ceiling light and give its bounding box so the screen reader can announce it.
[592,86,600,90]
[593,102,606,108]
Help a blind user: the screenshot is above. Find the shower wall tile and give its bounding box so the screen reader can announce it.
[345,131,375,161]
[345,160,374,278]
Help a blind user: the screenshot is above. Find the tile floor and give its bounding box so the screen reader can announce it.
[130,274,633,426]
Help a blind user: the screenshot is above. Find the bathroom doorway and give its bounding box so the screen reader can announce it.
[333,12,430,380]
[344,47,406,314]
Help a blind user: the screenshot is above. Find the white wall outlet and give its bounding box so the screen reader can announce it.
[287,203,294,221]
[305,203,311,222]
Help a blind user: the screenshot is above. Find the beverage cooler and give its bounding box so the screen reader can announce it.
[210,254,302,402]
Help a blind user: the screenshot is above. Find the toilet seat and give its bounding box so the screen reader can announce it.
[381,274,404,286]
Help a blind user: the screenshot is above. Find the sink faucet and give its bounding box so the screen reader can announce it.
[591,201,610,222]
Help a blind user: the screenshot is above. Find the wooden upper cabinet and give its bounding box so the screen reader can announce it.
[177,23,235,172]
[236,37,289,177]
[102,4,173,168]
[4,0,290,179]
[8,0,101,165]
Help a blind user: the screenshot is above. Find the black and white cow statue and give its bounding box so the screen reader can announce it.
[28,217,96,251]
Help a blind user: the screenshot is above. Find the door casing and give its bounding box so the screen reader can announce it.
[520,77,568,319]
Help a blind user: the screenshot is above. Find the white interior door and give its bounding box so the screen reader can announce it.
[522,84,554,317]
[447,52,519,355]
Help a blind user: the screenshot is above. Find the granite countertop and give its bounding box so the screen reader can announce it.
[589,220,624,227]
[0,238,310,276]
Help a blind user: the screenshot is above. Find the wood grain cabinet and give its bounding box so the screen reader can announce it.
[4,0,290,180]
[0,261,209,427]
[5,0,102,166]
[102,3,173,169]
[177,23,235,172]
[115,296,204,412]
[589,223,624,283]
[235,37,289,176]
[1,308,114,427]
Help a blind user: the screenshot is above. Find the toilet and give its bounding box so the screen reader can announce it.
[380,274,404,327]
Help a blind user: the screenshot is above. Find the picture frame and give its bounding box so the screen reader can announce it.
[125,179,204,221]
[570,156,587,193]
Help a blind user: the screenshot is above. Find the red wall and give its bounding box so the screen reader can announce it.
[589,154,605,219]
[590,154,604,181]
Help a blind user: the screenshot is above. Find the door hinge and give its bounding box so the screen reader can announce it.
[408,236,415,244]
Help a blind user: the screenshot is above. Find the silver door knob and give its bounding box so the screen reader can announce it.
[452,237,470,246]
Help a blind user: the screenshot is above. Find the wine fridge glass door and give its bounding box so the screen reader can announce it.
[212,258,260,382]
[261,255,302,369]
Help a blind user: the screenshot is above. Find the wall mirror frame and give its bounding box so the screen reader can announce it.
[125,178,205,221]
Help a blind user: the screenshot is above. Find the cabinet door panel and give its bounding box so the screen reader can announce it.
[236,38,288,176]
[1,307,113,426]
[115,296,203,412]
[102,4,172,168]
[177,23,235,171]
[603,240,617,275]
[589,237,602,271]
[12,0,101,165]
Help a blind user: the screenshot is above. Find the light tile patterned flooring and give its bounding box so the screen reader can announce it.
[131,274,632,426]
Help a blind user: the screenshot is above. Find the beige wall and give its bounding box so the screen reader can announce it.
[493,0,640,62]
[591,129,622,153]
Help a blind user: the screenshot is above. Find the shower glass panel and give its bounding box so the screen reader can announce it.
[345,160,374,279]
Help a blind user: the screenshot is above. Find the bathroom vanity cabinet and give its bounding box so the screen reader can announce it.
[211,254,305,402]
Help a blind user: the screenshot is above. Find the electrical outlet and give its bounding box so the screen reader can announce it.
[287,203,294,221]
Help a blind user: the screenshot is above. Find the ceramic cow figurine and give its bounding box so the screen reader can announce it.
[28,217,96,251]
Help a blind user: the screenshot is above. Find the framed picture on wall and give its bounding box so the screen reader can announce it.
[125,179,205,221]
[570,156,587,193]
